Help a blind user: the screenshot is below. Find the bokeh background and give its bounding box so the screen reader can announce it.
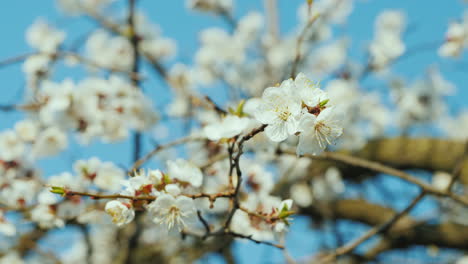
[1,0,467,263]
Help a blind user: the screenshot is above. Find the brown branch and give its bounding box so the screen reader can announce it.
[197,210,211,236]
[447,140,468,192]
[300,198,468,259]
[0,52,37,68]
[62,189,235,203]
[280,149,468,206]
[203,95,228,115]
[290,13,319,78]
[218,8,237,29]
[223,124,268,229]
[238,205,280,223]
[128,0,142,165]
[318,191,426,263]
[223,231,284,249]
[333,137,468,185]
[184,229,284,250]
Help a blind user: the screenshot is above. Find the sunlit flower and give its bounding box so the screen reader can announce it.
[105,200,135,227]
[147,194,196,231]
[167,159,203,187]
[255,79,301,142]
[297,108,343,155]
[203,115,250,140]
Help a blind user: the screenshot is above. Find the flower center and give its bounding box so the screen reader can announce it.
[274,106,291,121]
[314,121,333,148]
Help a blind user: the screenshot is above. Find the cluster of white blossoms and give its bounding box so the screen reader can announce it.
[254,73,343,155]
[439,11,468,57]
[231,198,293,241]
[56,0,115,16]
[23,19,66,89]
[391,67,455,128]
[26,18,65,53]
[104,159,202,231]
[187,0,233,14]
[35,76,157,144]
[369,10,406,70]
[0,76,157,163]
[86,13,176,72]
[194,12,263,86]
[0,120,68,161]
[0,157,126,233]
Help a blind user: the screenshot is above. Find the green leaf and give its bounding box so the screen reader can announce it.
[319,99,329,107]
[278,210,295,219]
[49,186,65,196]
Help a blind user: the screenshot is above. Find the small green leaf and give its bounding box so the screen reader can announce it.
[278,210,295,219]
[49,186,65,196]
[163,173,172,184]
[319,99,329,107]
[236,100,246,116]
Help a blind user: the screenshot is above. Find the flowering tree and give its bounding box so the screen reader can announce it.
[1,0,468,263]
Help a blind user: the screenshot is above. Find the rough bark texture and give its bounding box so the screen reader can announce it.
[301,199,468,258]
[312,137,468,184]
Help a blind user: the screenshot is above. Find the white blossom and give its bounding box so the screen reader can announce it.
[203,115,250,140]
[31,126,68,159]
[295,73,328,108]
[74,158,125,191]
[187,0,233,13]
[312,167,345,201]
[57,0,115,15]
[22,54,50,76]
[14,119,40,142]
[26,19,65,52]
[369,10,406,69]
[0,252,24,264]
[290,183,313,207]
[255,79,301,142]
[86,30,133,71]
[31,204,65,229]
[167,159,203,187]
[0,180,38,208]
[147,194,196,231]
[297,108,343,155]
[439,12,468,58]
[105,200,135,227]
[0,130,25,161]
[432,171,452,191]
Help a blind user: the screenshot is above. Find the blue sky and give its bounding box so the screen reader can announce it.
[1,0,467,263]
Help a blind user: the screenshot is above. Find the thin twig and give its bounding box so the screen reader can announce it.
[60,189,234,202]
[290,14,319,78]
[223,231,284,249]
[446,140,468,192]
[223,124,268,229]
[203,95,228,115]
[128,0,142,164]
[0,52,37,68]
[318,191,426,263]
[197,210,211,238]
[218,8,237,29]
[130,136,204,173]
